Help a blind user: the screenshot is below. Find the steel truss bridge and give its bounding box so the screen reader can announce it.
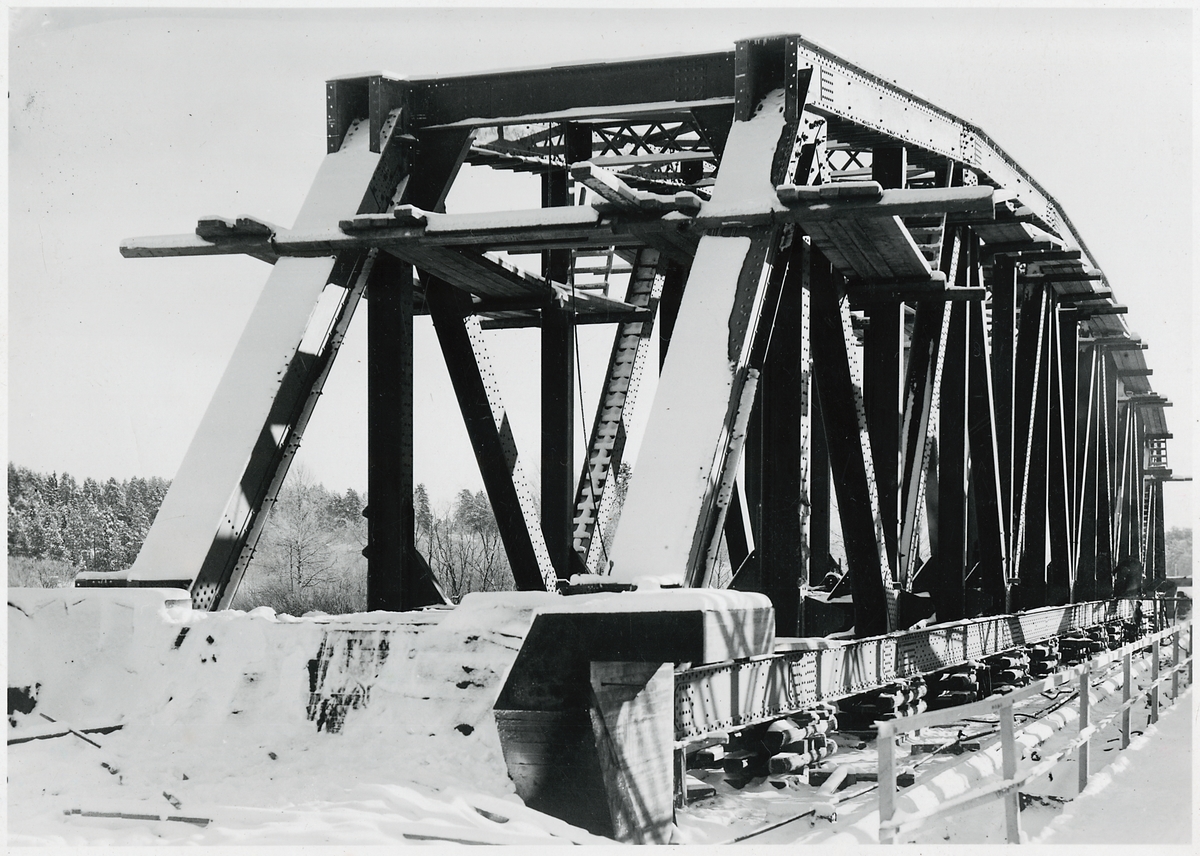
[82,34,1183,840]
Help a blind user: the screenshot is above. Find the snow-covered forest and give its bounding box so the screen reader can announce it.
[7,463,539,611]
[7,461,1192,604]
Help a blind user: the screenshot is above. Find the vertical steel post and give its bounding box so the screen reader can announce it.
[367,254,417,610]
[541,123,592,582]
[751,242,809,635]
[937,299,969,621]
[991,255,1016,533]
[811,371,832,588]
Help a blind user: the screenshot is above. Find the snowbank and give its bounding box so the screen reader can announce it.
[7,588,611,844]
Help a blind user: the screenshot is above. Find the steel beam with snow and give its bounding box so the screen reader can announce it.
[408,52,736,130]
[607,43,809,587]
[105,120,390,606]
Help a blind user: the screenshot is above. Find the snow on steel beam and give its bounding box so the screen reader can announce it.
[108,119,388,605]
[402,51,736,129]
[607,36,810,587]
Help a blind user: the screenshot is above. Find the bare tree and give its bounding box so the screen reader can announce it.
[259,463,338,593]
[421,487,514,602]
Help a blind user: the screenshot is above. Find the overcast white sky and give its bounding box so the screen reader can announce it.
[7,6,1193,527]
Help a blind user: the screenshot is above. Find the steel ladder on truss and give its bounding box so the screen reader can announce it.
[571,247,663,572]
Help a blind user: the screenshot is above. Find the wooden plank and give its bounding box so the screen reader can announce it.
[777,184,994,220]
[877,721,897,844]
[494,708,612,837]
[855,216,930,279]
[391,245,550,300]
[800,221,858,278]
[1020,271,1105,284]
[819,218,891,281]
[998,701,1021,844]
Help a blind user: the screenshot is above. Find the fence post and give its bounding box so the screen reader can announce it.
[1150,637,1160,724]
[1180,619,1190,686]
[878,719,897,844]
[999,699,1021,844]
[1077,663,1090,794]
[1121,649,1131,749]
[1169,626,1180,699]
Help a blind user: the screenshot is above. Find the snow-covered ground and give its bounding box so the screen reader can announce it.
[7,588,606,845]
[1029,686,1192,845]
[8,587,1192,846]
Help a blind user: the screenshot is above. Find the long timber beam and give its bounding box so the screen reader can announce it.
[120,186,997,264]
